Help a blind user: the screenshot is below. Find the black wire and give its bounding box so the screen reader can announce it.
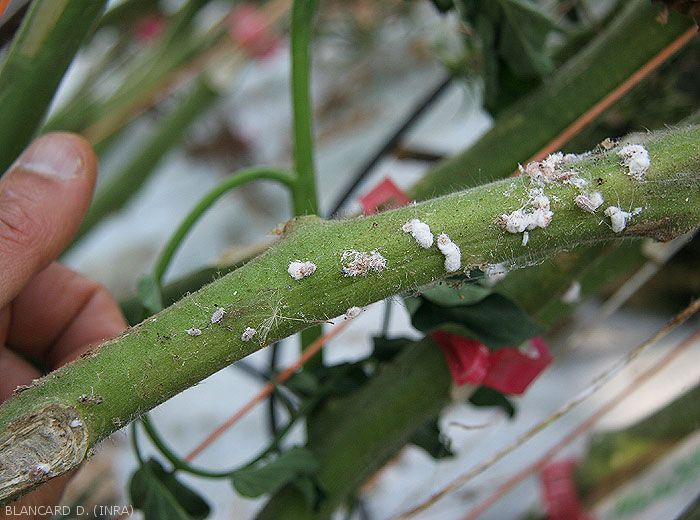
[326,74,453,218]
[230,359,270,381]
[267,342,281,451]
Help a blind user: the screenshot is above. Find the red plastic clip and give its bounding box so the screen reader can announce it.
[228,4,281,60]
[541,459,594,520]
[358,177,411,214]
[432,332,552,395]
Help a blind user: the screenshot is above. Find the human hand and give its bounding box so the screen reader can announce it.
[0,134,127,517]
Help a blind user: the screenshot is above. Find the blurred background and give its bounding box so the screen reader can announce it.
[1,0,699,518]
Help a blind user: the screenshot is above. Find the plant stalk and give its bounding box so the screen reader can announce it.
[0,127,699,504]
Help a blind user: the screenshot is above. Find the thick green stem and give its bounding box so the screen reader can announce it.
[74,77,219,243]
[0,0,108,173]
[0,127,698,504]
[409,0,694,198]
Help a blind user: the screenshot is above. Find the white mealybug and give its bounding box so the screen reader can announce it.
[241,327,257,342]
[618,144,650,180]
[287,260,317,280]
[436,234,461,273]
[402,219,434,248]
[211,307,225,324]
[341,250,387,277]
[28,463,50,481]
[186,328,202,337]
[604,206,631,233]
[345,306,363,319]
[574,191,604,213]
[69,418,83,428]
[522,231,530,246]
[484,263,508,286]
[497,189,553,241]
[561,281,582,304]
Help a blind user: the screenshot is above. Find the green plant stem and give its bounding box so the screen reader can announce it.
[139,416,230,478]
[42,15,226,148]
[1,126,699,505]
[74,77,220,244]
[289,0,319,217]
[0,0,108,173]
[96,0,161,32]
[139,393,319,479]
[153,168,296,285]
[575,382,700,501]
[409,0,694,198]
[289,0,322,357]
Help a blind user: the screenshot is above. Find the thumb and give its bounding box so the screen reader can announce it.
[0,133,97,308]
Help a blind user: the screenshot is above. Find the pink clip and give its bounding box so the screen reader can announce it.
[229,4,280,60]
[358,177,411,214]
[541,459,594,520]
[431,332,552,395]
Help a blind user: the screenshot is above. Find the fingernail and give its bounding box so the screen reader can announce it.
[14,134,84,180]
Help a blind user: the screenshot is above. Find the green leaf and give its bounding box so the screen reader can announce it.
[411,294,542,349]
[138,275,165,314]
[371,336,414,362]
[285,371,320,397]
[430,0,455,13]
[410,419,455,459]
[403,296,423,316]
[420,283,491,307]
[316,362,369,395]
[129,459,210,520]
[292,476,324,511]
[469,387,517,418]
[231,447,319,498]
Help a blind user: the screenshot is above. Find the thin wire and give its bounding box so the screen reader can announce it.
[267,341,281,452]
[462,326,700,520]
[524,26,698,164]
[566,231,697,351]
[327,75,452,217]
[395,298,700,519]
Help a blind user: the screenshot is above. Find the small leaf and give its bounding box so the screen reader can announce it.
[410,419,455,459]
[315,362,369,395]
[469,386,517,418]
[138,275,164,314]
[285,371,319,397]
[403,295,422,316]
[430,0,455,13]
[410,294,542,349]
[292,476,324,510]
[231,447,319,498]
[371,336,414,362]
[130,459,210,520]
[420,283,491,307]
